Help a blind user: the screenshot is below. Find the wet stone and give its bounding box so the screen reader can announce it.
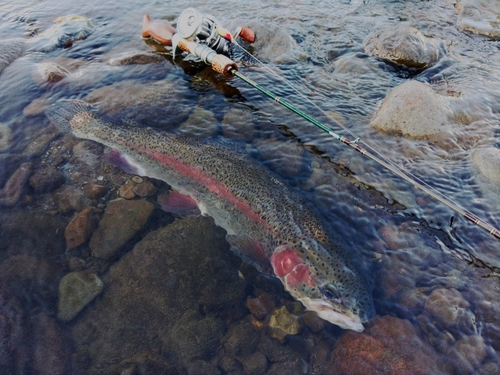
[247,293,276,321]
[83,183,107,199]
[32,62,70,85]
[450,335,488,374]
[54,185,88,213]
[0,123,12,152]
[364,24,442,69]
[222,319,261,360]
[89,199,154,260]
[370,80,454,139]
[29,166,65,193]
[0,38,25,73]
[269,306,302,342]
[178,107,219,138]
[254,138,305,177]
[186,359,221,375]
[241,351,268,375]
[23,97,52,117]
[328,315,448,375]
[31,312,68,375]
[109,51,164,66]
[0,162,32,207]
[302,311,326,333]
[71,216,239,373]
[119,179,137,199]
[456,0,500,38]
[221,106,256,140]
[28,15,95,52]
[425,288,471,328]
[132,180,157,198]
[57,271,104,321]
[64,207,98,249]
[23,125,60,158]
[472,148,500,184]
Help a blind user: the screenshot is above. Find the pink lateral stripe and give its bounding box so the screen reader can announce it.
[141,147,271,229]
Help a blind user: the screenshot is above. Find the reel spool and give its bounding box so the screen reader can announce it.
[176,8,230,55]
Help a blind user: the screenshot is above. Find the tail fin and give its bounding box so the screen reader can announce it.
[45,99,95,134]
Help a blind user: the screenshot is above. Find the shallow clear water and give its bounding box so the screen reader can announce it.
[1,0,500,374]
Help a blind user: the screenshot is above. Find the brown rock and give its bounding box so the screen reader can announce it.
[89,199,154,259]
[119,179,137,199]
[456,0,500,38]
[31,313,68,375]
[54,185,88,213]
[328,315,448,375]
[254,138,305,177]
[83,183,107,199]
[0,162,32,206]
[29,166,65,193]
[65,208,98,249]
[221,106,256,140]
[247,292,275,320]
[132,181,157,198]
[425,288,470,327]
[449,335,487,374]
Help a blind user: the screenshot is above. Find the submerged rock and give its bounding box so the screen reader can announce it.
[425,288,474,330]
[28,15,95,52]
[178,107,219,138]
[456,0,500,38]
[254,138,305,177]
[89,199,154,260]
[0,38,25,74]
[0,162,32,206]
[64,207,98,249]
[364,25,442,69]
[328,315,448,375]
[471,147,500,184]
[32,62,70,85]
[221,106,256,140]
[29,166,65,193]
[71,216,245,373]
[268,306,302,343]
[370,80,454,139]
[109,51,164,66]
[57,271,104,321]
[0,123,13,152]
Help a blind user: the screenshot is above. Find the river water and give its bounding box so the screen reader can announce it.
[1,0,500,374]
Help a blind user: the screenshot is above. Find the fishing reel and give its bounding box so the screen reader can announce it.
[176,8,230,55]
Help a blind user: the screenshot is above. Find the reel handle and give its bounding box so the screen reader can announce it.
[141,14,176,46]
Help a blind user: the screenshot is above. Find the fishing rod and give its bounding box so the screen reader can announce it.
[141,8,500,240]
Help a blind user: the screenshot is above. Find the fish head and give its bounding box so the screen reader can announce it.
[270,244,375,332]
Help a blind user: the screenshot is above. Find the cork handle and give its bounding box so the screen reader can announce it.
[211,54,238,77]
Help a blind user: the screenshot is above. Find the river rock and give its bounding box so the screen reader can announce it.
[449,334,487,374]
[89,199,154,260]
[241,351,268,375]
[0,154,24,187]
[71,216,245,373]
[370,80,454,139]
[328,315,448,374]
[471,147,500,184]
[84,79,191,130]
[0,123,12,152]
[57,271,104,321]
[22,125,60,158]
[32,62,70,85]
[28,15,95,52]
[254,138,305,177]
[29,166,65,193]
[132,180,157,198]
[178,107,219,138]
[0,162,32,206]
[269,305,302,342]
[0,38,25,74]
[0,211,66,256]
[54,185,88,213]
[31,312,68,375]
[23,97,52,117]
[222,320,261,359]
[364,25,442,69]
[65,207,98,249]
[109,51,164,66]
[425,288,471,328]
[456,0,500,38]
[83,182,107,199]
[221,106,256,140]
[0,255,62,306]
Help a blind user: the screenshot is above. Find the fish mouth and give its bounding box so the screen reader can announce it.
[299,297,365,332]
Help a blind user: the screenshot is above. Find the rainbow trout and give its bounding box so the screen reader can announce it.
[46,99,375,331]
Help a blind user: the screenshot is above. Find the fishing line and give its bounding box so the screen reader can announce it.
[229,39,500,240]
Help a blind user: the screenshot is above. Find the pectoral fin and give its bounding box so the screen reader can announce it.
[157,190,201,216]
[226,234,272,274]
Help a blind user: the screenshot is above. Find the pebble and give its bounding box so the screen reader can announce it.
[54,185,88,213]
[269,306,302,343]
[364,24,442,69]
[132,180,157,198]
[425,288,472,328]
[57,271,104,321]
[302,311,326,333]
[29,166,65,193]
[241,351,268,375]
[222,320,261,359]
[450,335,488,374]
[89,199,154,259]
[370,80,454,139]
[22,125,60,158]
[64,207,98,249]
[119,179,137,199]
[32,62,70,85]
[0,162,32,206]
[83,182,107,199]
[247,293,276,320]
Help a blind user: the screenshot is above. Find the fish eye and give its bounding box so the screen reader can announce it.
[321,284,341,302]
